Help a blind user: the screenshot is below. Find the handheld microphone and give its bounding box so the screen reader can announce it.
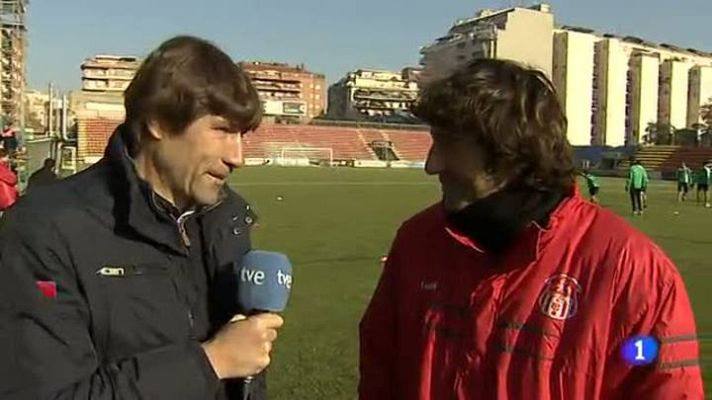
[235,250,293,400]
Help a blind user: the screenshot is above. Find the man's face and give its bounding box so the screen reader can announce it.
[151,115,243,208]
[425,127,506,212]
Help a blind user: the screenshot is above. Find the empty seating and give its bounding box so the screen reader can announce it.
[386,131,431,161]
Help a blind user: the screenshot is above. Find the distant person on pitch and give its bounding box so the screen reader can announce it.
[359,59,703,399]
[0,36,283,400]
[579,169,600,204]
[676,162,692,202]
[26,157,59,191]
[1,122,18,153]
[696,160,711,208]
[626,158,649,215]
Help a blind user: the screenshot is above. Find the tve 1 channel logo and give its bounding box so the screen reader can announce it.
[621,335,660,366]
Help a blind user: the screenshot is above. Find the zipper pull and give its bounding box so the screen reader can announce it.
[188,311,195,329]
[97,266,126,277]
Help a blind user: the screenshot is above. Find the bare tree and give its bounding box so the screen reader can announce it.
[701,98,712,128]
[645,122,676,145]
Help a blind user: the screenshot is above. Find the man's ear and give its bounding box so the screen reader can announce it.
[146,120,165,141]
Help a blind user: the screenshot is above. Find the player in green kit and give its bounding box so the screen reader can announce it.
[580,170,600,204]
[626,159,649,215]
[696,160,711,208]
[676,162,692,202]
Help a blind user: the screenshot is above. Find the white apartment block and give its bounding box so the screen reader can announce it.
[687,65,712,127]
[552,30,597,146]
[327,69,419,120]
[419,4,554,84]
[658,59,693,130]
[593,39,629,146]
[629,53,660,145]
[422,3,712,147]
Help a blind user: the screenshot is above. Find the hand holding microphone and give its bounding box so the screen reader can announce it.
[202,250,293,381]
[202,313,283,379]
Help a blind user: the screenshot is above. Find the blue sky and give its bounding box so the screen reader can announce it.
[27,0,712,91]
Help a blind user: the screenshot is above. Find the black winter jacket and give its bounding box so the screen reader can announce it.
[0,126,265,399]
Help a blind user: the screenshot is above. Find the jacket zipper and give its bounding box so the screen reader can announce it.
[174,211,198,334]
[176,211,196,248]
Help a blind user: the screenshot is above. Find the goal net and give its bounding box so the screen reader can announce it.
[278,147,334,167]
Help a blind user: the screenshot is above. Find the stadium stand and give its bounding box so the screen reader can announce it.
[618,145,678,171]
[660,147,712,176]
[572,146,636,169]
[386,131,431,162]
[79,118,433,163]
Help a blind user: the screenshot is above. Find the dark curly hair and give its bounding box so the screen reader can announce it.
[413,58,575,193]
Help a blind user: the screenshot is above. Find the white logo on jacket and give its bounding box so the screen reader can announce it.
[537,274,581,320]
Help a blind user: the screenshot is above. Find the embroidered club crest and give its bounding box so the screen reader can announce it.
[537,274,581,320]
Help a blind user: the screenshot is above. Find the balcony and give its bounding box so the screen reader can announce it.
[247,71,301,84]
[253,81,301,92]
[81,56,140,71]
[83,68,135,81]
[82,79,130,92]
[352,100,412,110]
[353,89,418,101]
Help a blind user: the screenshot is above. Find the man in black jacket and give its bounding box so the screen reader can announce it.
[26,157,59,191]
[0,36,283,399]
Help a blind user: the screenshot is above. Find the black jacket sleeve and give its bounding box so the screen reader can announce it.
[0,210,222,400]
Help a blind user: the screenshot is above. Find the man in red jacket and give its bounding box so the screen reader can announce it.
[359,59,704,399]
[0,148,18,213]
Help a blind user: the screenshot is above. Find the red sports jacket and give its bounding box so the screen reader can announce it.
[0,162,17,210]
[360,193,703,399]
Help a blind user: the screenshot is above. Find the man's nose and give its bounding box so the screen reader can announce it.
[223,134,244,170]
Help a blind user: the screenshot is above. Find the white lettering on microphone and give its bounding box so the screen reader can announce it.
[277,270,292,289]
[241,268,265,285]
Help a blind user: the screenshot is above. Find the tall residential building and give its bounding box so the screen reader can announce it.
[81,55,141,93]
[0,0,27,125]
[687,65,712,127]
[419,4,554,84]
[24,89,49,131]
[424,4,712,146]
[593,39,629,146]
[552,29,597,145]
[327,68,419,121]
[658,59,693,130]
[628,52,660,143]
[239,61,325,123]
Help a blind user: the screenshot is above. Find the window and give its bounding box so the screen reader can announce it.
[316,94,321,100]
[315,84,321,90]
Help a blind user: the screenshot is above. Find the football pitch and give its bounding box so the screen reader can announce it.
[229,167,711,399]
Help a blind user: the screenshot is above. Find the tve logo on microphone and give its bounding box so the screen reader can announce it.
[240,267,292,289]
[237,250,293,313]
[277,269,292,289]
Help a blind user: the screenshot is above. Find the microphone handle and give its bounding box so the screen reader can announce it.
[237,310,267,400]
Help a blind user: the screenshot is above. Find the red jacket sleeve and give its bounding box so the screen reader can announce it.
[608,244,704,399]
[0,164,17,186]
[359,233,401,400]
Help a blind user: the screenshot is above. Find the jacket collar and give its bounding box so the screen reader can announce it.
[441,186,582,269]
[105,124,198,254]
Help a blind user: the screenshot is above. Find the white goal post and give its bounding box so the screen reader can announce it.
[278,147,334,167]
